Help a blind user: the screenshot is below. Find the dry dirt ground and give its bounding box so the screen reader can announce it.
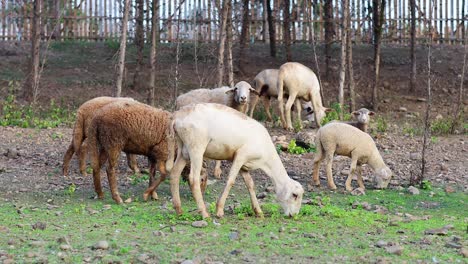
[0,41,467,198]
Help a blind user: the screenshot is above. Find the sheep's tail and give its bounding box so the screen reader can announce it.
[165,117,176,173]
[86,117,100,170]
[276,70,286,125]
[315,129,325,157]
[72,112,86,153]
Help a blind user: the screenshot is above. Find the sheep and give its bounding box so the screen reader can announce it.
[87,100,173,204]
[176,81,259,114]
[249,69,313,123]
[312,122,393,192]
[158,103,304,219]
[176,81,259,179]
[277,62,331,130]
[62,96,139,177]
[329,108,375,133]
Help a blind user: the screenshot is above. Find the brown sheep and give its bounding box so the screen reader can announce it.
[87,100,173,204]
[62,96,139,177]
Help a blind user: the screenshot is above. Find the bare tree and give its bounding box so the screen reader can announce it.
[346,0,355,111]
[25,0,42,104]
[149,0,159,106]
[451,28,467,133]
[115,0,131,97]
[238,0,250,72]
[409,0,416,92]
[262,0,269,43]
[324,0,334,78]
[372,0,385,110]
[217,0,229,87]
[226,0,234,87]
[283,0,292,61]
[266,0,276,57]
[338,0,349,120]
[134,0,145,90]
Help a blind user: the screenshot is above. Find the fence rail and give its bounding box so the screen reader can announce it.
[0,0,466,44]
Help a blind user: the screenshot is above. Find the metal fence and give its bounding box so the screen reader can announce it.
[0,0,466,44]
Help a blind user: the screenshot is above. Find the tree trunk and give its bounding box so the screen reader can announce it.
[410,0,416,92]
[115,0,131,97]
[217,0,229,87]
[346,0,355,111]
[227,0,234,87]
[324,0,334,78]
[372,0,385,110]
[266,0,276,57]
[238,0,250,72]
[283,0,292,61]
[134,0,145,90]
[338,0,348,120]
[25,0,42,104]
[263,0,269,43]
[149,0,159,106]
[451,28,467,133]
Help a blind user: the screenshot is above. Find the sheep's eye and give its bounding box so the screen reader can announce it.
[292,193,298,200]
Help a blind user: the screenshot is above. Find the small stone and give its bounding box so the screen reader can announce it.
[170,226,176,233]
[270,232,279,240]
[398,107,408,112]
[409,152,421,160]
[4,148,19,159]
[124,197,132,203]
[459,248,468,258]
[257,192,267,199]
[445,186,456,193]
[385,245,403,255]
[416,97,426,102]
[32,222,47,230]
[445,242,462,249]
[191,220,208,228]
[383,98,391,103]
[57,237,69,244]
[102,204,111,210]
[375,240,388,248]
[289,228,298,233]
[7,239,14,245]
[383,81,391,89]
[153,231,165,237]
[228,232,239,240]
[60,244,71,251]
[351,187,366,196]
[278,226,285,233]
[303,233,317,239]
[277,135,287,142]
[341,169,350,175]
[30,241,46,247]
[265,186,275,193]
[439,163,448,171]
[407,186,420,195]
[451,236,461,243]
[181,260,194,264]
[92,240,109,250]
[435,114,443,120]
[424,227,448,236]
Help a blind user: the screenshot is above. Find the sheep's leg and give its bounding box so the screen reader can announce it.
[188,149,210,218]
[169,148,188,215]
[78,139,88,176]
[147,160,158,200]
[312,155,324,187]
[213,160,222,179]
[345,155,359,192]
[200,164,208,193]
[263,96,273,122]
[284,92,298,130]
[62,142,75,177]
[106,149,123,204]
[216,156,245,218]
[294,98,303,130]
[324,153,337,190]
[92,150,107,199]
[356,165,365,190]
[310,92,322,128]
[249,94,260,118]
[126,153,140,174]
[143,160,167,201]
[240,170,264,218]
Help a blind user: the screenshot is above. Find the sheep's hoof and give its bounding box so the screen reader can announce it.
[113,196,124,204]
[151,191,159,200]
[213,168,222,179]
[97,193,105,200]
[345,186,353,192]
[328,184,337,190]
[255,211,265,218]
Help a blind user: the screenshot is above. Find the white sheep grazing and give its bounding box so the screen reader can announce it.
[176,81,259,179]
[165,103,304,219]
[277,62,331,130]
[312,122,393,191]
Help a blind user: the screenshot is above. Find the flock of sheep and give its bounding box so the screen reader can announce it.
[62,62,393,218]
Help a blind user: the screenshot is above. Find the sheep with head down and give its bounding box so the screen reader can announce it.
[62,96,139,177]
[87,100,173,204]
[176,81,259,179]
[160,103,304,219]
[312,122,393,192]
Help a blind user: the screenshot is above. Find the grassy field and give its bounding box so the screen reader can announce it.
[0,181,466,263]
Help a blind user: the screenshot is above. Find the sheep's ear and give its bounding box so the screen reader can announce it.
[352,111,360,116]
[249,88,260,95]
[325,108,333,113]
[225,87,237,94]
[368,111,375,116]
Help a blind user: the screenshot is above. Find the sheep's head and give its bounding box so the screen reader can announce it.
[352,108,375,124]
[304,104,332,125]
[276,180,304,217]
[226,81,259,105]
[374,166,393,189]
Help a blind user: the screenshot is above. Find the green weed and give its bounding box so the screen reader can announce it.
[431,119,453,135]
[287,139,316,154]
[375,116,388,132]
[321,102,352,126]
[129,173,150,186]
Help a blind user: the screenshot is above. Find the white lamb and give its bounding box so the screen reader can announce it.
[277,62,331,130]
[163,103,304,219]
[176,81,259,179]
[312,122,393,191]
